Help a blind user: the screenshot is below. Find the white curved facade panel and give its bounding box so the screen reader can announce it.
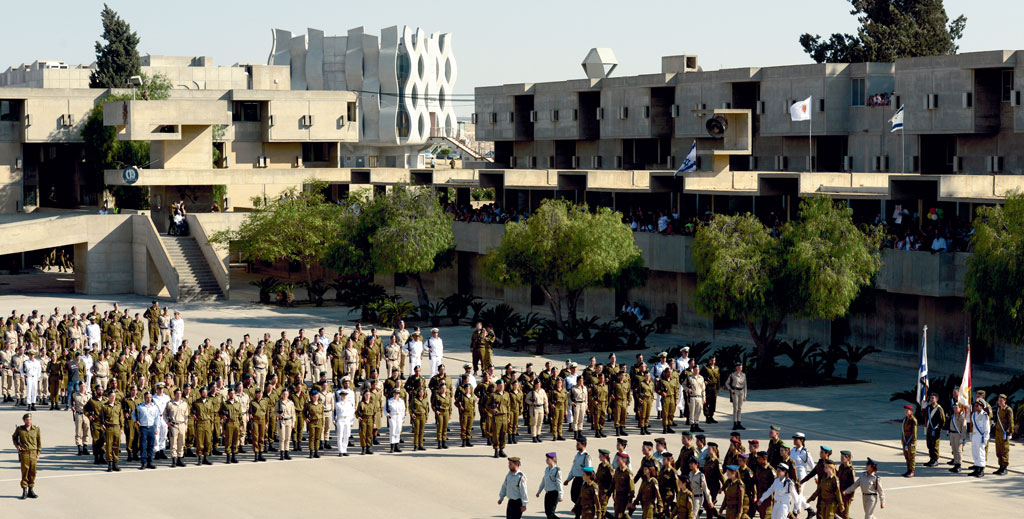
[305,28,325,90]
[377,26,400,146]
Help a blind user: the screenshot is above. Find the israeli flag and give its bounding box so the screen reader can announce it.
[890,105,905,133]
[674,140,697,178]
[917,325,929,409]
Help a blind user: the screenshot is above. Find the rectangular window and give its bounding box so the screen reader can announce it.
[0,100,18,121]
[231,101,261,122]
[851,78,865,106]
[347,102,358,122]
[1001,70,1014,102]
[301,142,330,163]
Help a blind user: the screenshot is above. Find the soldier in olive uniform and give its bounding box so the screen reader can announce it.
[490,379,511,458]
[578,467,601,519]
[457,383,476,447]
[122,386,143,461]
[702,357,720,424]
[549,378,568,441]
[410,387,430,450]
[636,372,655,436]
[837,450,856,519]
[85,385,106,464]
[591,374,610,438]
[612,453,635,518]
[658,370,678,434]
[596,449,615,515]
[994,394,1014,475]
[808,460,846,518]
[719,465,746,519]
[633,464,662,519]
[901,404,917,477]
[12,413,41,499]
[305,390,324,458]
[611,371,632,437]
[220,387,244,463]
[356,391,375,455]
[100,389,124,472]
[192,386,216,465]
[433,383,452,449]
[248,388,269,462]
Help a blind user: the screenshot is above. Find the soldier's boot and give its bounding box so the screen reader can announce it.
[924,458,936,467]
[284,450,292,460]
[238,445,246,453]
[177,457,186,467]
[945,459,955,465]
[691,423,704,433]
[20,488,27,500]
[170,457,177,468]
[313,449,320,458]
[212,447,222,456]
[994,466,1007,476]
[494,449,500,458]
[621,426,628,436]
[736,422,746,430]
[203,455,212,465]
[259,452,268,462]
[466,438,473,447]
[197,455,203,466]
[83,445,90,456]
[499,449,508,458]
[309,448,315,458]
[233,453,240,463]
[366,445,373,455]
[268,443,277,452]
[226,453,233,464]
[295,440,302,452]
[948,463,960,473]
[973,467,984,478]
[254,452,260,463]
[112,462,120,472]
[26,488,37,499]
[93,453,102,465]
[666,425,675,433]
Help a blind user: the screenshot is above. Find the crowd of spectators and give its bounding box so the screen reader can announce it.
[867,92,893,107]
[445,202,529,224]
[878,205,973,253]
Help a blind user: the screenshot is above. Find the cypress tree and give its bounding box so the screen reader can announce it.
[89,4,141,88]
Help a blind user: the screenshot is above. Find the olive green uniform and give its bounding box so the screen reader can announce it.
[457,390,476,441]
[220,398,244,455]
[720,478,746,519]
[432,391,452,445]
[994,405,1014,470]
[489,390,511,453]
[12,423,41,490]
[549,387,568,440]
[902,415,917,473]
[304,399,324,455]
[411,393,430,449]
[100,402,124,463]
[612,466,635,518]
[809,474,845,518]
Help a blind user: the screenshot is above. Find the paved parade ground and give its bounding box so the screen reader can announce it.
[0,292,1020,518]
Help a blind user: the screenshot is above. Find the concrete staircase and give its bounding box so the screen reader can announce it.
[160,235,223,301]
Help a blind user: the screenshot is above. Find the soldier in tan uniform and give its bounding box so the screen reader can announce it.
[843,457,884,519]
[684,361,706,433]
[164,388,189,467]
[725,363,747,430]
[71,382,91,455]
[277,387,296,460]
[526,380,548,442]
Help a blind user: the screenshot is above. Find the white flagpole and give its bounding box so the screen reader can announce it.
[901,126,906,173]
[809,108,813,172]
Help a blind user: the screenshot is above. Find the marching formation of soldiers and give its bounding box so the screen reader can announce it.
[496,426,886,519]
[908,388,1015,479]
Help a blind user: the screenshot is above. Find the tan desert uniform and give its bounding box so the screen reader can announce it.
[2,347,15,399]
[157,314,171,347]
[684,372,706,426]
[393,328,410,375]
[525,387,549,438]
[236,389,251,445]
[92,359,110,391]
[72,390,92,447]
[252,353,269,390]
[278,398,296,451]
[342,345,360,381]
[844,471,884,519]
[12,351,27,401]
[384,342,402,378]
[165,397,190,458]
[570,384,588,433]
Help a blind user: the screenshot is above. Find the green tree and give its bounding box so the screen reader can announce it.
[694,197,881,366]
[325,185,455,317]
[964,192,1024,345]
[210,181,343,291]
[482,199,641,349]
[799,0,967,63]
[89,4,142,88]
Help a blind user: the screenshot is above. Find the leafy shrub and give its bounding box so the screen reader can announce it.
[250,276,280,304]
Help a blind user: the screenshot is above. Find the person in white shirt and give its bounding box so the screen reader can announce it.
[403,330,424,372]
[657,212,669,233]
[674,347,690,373]
[85,318,101,348]
[426,328,444,377]
[790,432,815,493]
[536,452,563,517]
[462,363,478,390]
[498,457,529,518]
[21,350,42,411]
[79,349,94,391]
[334,390,355,456]
[969,399,991,477]
[151,383,172,459]
[170,312,184,353]
[385,389,406,453]
[759,463,801,519]
[133,391,161,469]
[652,353,670,380]
[930,232,948,253]
[563,438,592,514]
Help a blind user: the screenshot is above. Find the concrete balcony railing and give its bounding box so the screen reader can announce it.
[452,221,967,298]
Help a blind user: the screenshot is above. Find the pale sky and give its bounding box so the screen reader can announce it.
[3,0,1022,116]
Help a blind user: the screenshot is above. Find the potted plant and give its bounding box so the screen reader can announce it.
[249,276,280,305]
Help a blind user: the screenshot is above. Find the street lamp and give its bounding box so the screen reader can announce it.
[129,75,143,100]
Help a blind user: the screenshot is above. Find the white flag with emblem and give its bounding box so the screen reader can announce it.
[790,96,812,121]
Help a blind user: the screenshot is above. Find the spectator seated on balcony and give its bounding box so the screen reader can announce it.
[896,230,918,251]
[620,301,645,322]
[657,211,670,233]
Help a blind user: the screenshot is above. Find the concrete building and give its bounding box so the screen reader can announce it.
[4,38,1024,368]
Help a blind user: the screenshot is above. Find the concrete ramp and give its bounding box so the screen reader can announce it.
[0,213,177,298]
